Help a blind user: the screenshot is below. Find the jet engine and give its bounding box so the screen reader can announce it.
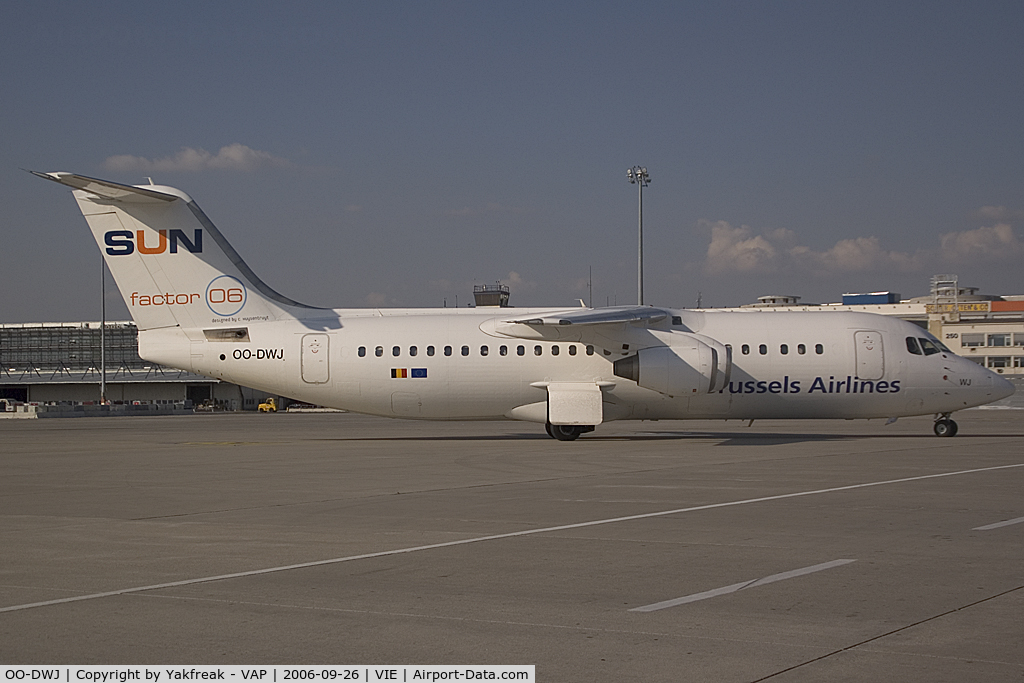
[613,334,731,397]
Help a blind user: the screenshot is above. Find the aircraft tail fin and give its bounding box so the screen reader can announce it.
[33,172,324,331]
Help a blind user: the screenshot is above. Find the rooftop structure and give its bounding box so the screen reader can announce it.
[842,292,901,305]
[742,295,803,308]
[473,283,510,308]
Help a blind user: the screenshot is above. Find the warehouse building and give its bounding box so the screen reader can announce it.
[0,321,272,409]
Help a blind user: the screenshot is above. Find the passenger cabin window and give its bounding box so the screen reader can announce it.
[568,345,577,356]
[741,344,750,355]
[671,316,683,326]
[409,346,417,357]
[815,344,823,355]
[906,337,922,355]
[427,346,435,356]
[480,345,489,356]
[461,345,470,356]
[552,345,560,356]
[780,344,788,355]
[444,346,452,356]
[534,345,542,356]
[500,345,508,356]
[375,346,383,357]
[797,344,806,355]
[358,346,366,357]
[517,345,525,356]
[586,345,594,355]
[392,346,400,357]
[759,344,767,355]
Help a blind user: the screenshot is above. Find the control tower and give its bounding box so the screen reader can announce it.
[473,283,510,308]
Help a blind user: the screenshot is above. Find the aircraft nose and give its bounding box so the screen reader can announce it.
[992,373,1016,401]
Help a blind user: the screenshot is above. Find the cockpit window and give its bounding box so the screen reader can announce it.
[919,338,940,356]
[933,338,952,353]
[906,337,922,355]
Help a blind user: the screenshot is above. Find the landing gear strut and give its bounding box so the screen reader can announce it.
[933,413,958,437]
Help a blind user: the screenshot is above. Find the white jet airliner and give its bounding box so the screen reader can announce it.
[34,171,1014,439]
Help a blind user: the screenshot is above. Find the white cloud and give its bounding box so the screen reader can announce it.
[503,270,537,291]
[703,220,779,274]
[699,214,1024,277]
[789,236,922,274]
[973,206,1024,222]
[940,223,1023,262]
[365,292,390,307]
[104,144,292,173]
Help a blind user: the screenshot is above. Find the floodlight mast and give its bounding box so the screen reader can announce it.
[626,166,651,305]
[100,256,106,404]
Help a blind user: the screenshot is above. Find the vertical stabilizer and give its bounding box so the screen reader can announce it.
[34,172,321,331]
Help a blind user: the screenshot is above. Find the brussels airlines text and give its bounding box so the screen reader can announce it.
[727,376,902,395]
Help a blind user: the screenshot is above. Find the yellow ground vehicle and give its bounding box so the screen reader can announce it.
[257,397,278,413]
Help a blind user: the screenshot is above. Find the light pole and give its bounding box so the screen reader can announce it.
[100,255,106,404]
[626,166,650,305]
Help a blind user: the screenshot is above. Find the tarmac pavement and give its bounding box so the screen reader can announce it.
[1,410,1023,681]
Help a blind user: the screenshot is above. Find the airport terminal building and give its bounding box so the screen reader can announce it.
[0,321,267,409]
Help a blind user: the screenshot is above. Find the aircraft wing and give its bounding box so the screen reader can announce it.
[497,306,670,351]
[507,306,668,327]
[29,171,178,203]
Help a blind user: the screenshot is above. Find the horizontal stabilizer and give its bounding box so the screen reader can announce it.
[29,171,180,203]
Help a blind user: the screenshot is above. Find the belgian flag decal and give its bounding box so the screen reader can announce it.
[391,368,427,378]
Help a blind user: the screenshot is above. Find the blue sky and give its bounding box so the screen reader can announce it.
[3,1,1023,321]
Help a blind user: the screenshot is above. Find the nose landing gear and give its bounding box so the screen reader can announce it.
[934,413,958,437]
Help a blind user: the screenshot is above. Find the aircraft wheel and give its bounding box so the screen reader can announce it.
[544,422,554,438]
[549,424,582,441]
[934,419,957,437]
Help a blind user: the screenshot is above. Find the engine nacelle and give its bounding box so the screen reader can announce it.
[613,335,731,397]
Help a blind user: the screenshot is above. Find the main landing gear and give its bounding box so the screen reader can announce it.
[545,423,595,441]
[934,413,958,437]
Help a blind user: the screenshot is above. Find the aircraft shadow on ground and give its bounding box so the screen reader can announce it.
[314,431,1024,445]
